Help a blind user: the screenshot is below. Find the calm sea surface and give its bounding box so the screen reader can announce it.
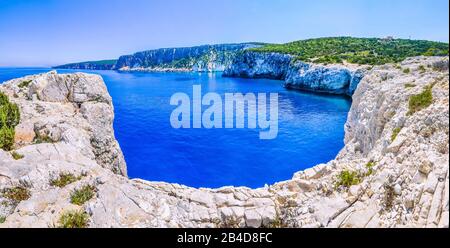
[0,68,351,188]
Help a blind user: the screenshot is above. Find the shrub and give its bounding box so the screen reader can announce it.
[50,173,82,188]
[418,65,426,73]
[33,135,55,144]
[404,83,416,88]
[18,80,32,89]
[408,84,433,115]
[383,184,396,210]
[58,210,89,228]
[0,126,15,151]
[0,216,5,223]
[403,68,410,74]
[365,161,375,176]
[1,186,30,203]
[391,127,402,142]
[70,185,96,205]
[335,170,360,188]
[11,151,24,160]
[0,91,20,151]
[0,92,8,106]
[0,99,20,128]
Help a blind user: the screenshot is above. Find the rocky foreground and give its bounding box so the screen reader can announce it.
[0,56,449,228]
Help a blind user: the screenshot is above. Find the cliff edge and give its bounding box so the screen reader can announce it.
[0,56,448,227]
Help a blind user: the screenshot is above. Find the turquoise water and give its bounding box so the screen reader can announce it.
[0,68,351,188]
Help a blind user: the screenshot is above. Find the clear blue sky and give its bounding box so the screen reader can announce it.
[0,0,448,67]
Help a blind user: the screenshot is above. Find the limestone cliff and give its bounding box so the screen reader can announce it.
[0,56,448,228]
[224,51,368,95]
[114,43,263,72]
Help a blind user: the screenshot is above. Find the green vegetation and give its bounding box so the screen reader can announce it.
[11,151,24,160]
[0,216,5,223]
[0,91,20,151]
[418,65,426,73]
[1,186,30,203]
[265,215,287,228]
[365,161,375,176]
[18,80,32,89]
[404,83,416,88]
[50,172,82,188]
[0,127,15,151]
[58,210,89,228]
[335,170,360,188]
[70,185,96,205]
[33,135,55,144]
[408,84,434,115]
[403,68,411,74]
[250,37,449,65]
[391,127,402,142]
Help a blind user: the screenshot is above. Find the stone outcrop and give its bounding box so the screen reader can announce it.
[1,71,126,176]
[222,52,293,79]
[224,51,368,95]
[0,56,448,228]
[285,62,368,95]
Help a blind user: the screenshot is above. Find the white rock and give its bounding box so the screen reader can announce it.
[244,209,262,228]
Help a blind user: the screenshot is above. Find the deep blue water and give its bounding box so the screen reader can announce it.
[0,68,351,188]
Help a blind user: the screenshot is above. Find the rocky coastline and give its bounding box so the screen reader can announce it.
[224,51,369,96]
[0,56,448,228]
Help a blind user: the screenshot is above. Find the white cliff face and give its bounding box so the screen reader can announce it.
[0,56,448,228]
[223,52,293,79]
[285,62,368,95]
[223,51,368,96]
[1,71,127,176]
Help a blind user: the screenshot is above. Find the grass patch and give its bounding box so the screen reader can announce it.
[335,170,360,188]
[403,68,410,74]
[10,151,24,160]
[70,185,96,206]
[404,83,416,88]
[391,127,402,142]
[1,186,30,203]
[0,216,5,223]
[50,172,82,188]
[18,80,32,89]
[407,84,434,115]
[58,210,89,228]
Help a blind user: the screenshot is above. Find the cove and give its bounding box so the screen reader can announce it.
[0,68,351,188]
[169,85,279,139]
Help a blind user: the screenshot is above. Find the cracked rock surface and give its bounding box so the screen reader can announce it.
[0,56,448,228]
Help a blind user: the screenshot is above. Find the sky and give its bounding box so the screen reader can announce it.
[0,0,448,67]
